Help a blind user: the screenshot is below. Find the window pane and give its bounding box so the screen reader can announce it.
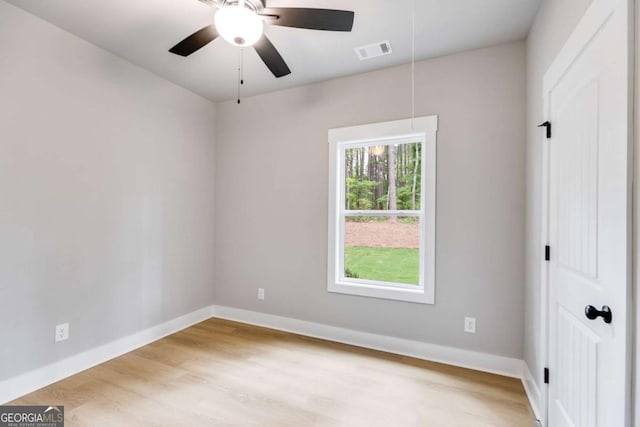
[344,216,420,285]
[344,142,422,211]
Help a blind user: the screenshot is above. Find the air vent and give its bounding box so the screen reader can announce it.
[355,40,393,61]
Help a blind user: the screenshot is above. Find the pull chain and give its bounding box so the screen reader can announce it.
[237,48,245,104]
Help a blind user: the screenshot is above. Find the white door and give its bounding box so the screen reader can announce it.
[544,0,632,426]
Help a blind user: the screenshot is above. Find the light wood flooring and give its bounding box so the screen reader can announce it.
[11,318,535,426]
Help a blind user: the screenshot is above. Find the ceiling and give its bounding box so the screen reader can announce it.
[6,0,541,102]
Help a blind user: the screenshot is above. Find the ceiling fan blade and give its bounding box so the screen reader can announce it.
[254,35,291,78]
[169,25,218,57]
[262,8,354,31]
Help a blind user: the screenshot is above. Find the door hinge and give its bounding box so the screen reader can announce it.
[544,245,550,262]
[538,121,552,139]
[544,368,549,384]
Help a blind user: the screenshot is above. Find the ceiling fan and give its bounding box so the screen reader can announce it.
[169,0,355,78]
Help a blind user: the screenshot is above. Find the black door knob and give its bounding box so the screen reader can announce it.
[584,305,612,324]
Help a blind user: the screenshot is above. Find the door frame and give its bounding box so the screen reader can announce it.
[539,0,635,426]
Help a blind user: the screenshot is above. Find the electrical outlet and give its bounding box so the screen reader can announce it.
[258,288,265,300]
[464,317,476,334]
[55,323,69,342]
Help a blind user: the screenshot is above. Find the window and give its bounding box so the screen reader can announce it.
[327,116,437,304]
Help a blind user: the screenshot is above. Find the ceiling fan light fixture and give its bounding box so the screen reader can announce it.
[214,5,264,47]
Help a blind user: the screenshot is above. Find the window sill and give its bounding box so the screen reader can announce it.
[328,280,434,304]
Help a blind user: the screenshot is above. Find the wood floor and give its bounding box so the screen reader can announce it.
[11,319,535,426]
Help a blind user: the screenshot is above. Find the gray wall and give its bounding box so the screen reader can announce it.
[524,0,592,389]
[0,2,217,381]
[215,41,526,358]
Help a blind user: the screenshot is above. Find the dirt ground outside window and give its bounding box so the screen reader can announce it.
[345,221,419,249]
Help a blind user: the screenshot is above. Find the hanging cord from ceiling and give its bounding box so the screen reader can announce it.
[237,48,245,104]
[411,0,416,130]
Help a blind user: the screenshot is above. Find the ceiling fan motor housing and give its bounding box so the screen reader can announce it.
[220,0,265,13]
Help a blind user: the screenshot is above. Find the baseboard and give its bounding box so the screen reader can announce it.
[0,305,214,404]
[2,303,538,415]
[211,305,524,378]
[522,362,543,423]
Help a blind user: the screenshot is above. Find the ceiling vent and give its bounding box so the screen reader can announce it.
[355,40,392,61]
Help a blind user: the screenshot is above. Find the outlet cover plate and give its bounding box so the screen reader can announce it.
[464,317,476,334]
[55,323,69,342]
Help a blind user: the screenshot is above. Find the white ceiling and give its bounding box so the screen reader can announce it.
[6,0,541,102]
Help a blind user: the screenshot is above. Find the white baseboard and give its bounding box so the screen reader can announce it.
[0,305,214,404]
[211,305,524,378]
[522,362,543,423]
[2,303,539,419]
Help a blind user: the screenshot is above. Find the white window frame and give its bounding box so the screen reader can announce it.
[327,116,437,304]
